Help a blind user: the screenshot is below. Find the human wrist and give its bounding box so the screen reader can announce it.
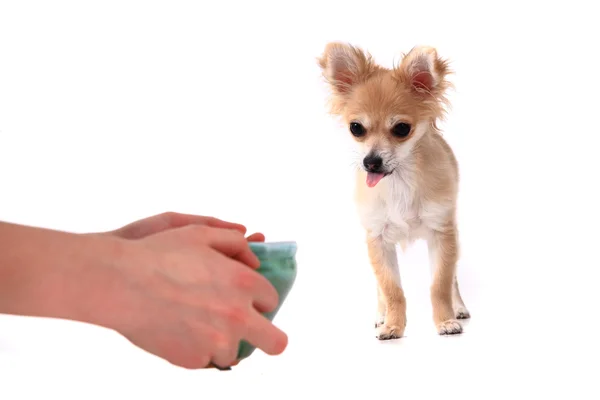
[59,232,134,330]
[0,222,131,329]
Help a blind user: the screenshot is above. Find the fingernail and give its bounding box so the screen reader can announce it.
[209,362,232,371]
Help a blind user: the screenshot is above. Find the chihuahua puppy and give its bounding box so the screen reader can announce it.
[318,42,470,339]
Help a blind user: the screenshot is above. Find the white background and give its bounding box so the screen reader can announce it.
[1,1,599,398]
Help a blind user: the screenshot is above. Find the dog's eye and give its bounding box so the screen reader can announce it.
[391,123,411,138]
[349,122,366,137]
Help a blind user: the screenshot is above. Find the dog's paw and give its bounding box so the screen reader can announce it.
[376,324,405,340]
[437,319,463,335]
[455,307,471,320]
[374,315,385,328]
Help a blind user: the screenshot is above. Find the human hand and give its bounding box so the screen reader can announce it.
[99,223,287,369]
[107,211,265,242]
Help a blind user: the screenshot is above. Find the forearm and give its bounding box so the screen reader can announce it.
[0,221,126,327]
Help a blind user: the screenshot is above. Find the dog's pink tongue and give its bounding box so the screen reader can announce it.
[366,172,385,188]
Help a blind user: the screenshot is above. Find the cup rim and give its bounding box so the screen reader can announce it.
[251,240,297,245]
[249,241,298,258]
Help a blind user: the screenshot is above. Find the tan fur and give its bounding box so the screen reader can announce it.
[318,42,470,338]
[367,233,407,338]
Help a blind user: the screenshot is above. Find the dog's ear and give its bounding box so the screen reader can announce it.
[394,46,451,98]
[318,42,378,95]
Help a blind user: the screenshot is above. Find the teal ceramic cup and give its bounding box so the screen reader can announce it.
[210,241,298,369]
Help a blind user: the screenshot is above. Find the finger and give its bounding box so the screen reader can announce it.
[212,251,279,312]
[199,226,260,268]
[246,232,265,242]
[166,212,248,234]
[200,216,247,234]
[244,312,289,356]
[233,266,280,312]
[207,362,232,371]
[111,212,247,239]
[206,330,239,369]
[111,217,164,239]
[210,345,239,369]
[113,213,185,239]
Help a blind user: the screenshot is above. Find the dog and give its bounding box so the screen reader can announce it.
[318,42,470,339]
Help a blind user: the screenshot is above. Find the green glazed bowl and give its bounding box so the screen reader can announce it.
[237,241,298,360]
[210,241,298,369]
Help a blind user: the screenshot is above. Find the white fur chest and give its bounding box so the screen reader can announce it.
[356,174,431,245]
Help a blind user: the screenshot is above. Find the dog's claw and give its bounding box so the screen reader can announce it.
[437,320,463,335]
[376,324,405,340]
[455,307,471,319]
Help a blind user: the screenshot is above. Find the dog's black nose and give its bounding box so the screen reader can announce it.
[363,154,383,172]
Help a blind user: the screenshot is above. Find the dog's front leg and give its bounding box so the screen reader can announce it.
[367,234,406,340]
[428,226,463,335]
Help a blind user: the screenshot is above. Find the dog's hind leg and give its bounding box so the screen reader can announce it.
[375,284,387,328]
[453,276,470,319]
